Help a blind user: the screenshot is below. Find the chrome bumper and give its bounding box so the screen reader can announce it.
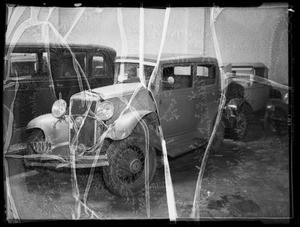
[5,143,108,169]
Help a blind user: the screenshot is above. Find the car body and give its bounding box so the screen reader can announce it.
[3,43,116,145]
[264,90,289,136]
[222,62,279,141]
[25,54,225,196]
[229,63,270,111]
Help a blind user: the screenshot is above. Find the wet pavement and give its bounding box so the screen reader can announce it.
[5,131,290,221]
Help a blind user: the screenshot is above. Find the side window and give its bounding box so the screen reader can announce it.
[162,65,193,90]
[10,53,38,78]
[51,51,86,78]
[196,65,215,85]
[232,67,255,77]
[92,55,105,77]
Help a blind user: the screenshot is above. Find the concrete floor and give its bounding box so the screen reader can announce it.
[5,130,290,222]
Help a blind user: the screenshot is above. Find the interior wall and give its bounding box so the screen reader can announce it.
[204,6,288,85]
[5,5,288,85]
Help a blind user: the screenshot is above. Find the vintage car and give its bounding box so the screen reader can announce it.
[25,54,225,196]
[223,62,280,141]
[264,89,289,136]
[3,43,116,145]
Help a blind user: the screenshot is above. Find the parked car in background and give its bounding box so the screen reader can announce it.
[3,43,116,144]
[223,62,281,141]
[25,54,225,196]
[264,89,289,136]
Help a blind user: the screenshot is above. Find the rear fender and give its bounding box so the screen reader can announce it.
[26,113,69,146]
[266,98,288,113]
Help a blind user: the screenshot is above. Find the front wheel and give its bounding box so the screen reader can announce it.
[231,103,255,141]
[103,135,157,197]
[27,129,51,154]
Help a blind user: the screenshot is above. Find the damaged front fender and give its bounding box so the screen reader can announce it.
[106,110,153,140]
[26,114,70,149]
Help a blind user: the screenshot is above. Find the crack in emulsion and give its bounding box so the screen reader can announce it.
[4,6,290,222]
[190,7,290,220]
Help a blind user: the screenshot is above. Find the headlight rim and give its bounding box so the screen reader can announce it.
[51,99,67,118]
[95,100,114,121]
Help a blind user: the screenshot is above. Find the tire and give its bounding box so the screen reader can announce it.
[231,103,255,141]
[211,120,225,152]
[103,134,157,197]
[264,108,288,136]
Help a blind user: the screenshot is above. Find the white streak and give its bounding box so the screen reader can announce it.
[139,7,146,87]
[63,8,85,42]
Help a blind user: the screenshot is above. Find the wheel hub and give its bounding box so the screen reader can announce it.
[116,146,145,183]
[130,159,142,173]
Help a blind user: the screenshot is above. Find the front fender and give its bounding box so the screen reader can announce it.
[226,98,249,109]
[106,110,153,140]
[223,98,252,126]
[26,114,69,146]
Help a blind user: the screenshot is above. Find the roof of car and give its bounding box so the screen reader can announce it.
[5,42,117,54]
[116,53,218,65]
[223,62,267,68]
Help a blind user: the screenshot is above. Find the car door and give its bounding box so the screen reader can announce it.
[193,63,221,140]
[158,63,197,138]
[233,66,269,112]
[245,67,269,111]
[3,47,56,130]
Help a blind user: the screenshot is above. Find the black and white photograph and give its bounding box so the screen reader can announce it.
[3,1,294,223]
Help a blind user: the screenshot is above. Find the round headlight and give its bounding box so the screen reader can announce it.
[51,99,67,118]
[95,101,114,121]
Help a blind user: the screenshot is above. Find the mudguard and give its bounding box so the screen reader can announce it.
[226,98,250,109]
[266,98,288,113]
[106,110,154,140]
[26,114,69,146]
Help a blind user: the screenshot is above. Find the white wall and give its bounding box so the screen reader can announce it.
[204,6,288,85]
[6,5,288,85]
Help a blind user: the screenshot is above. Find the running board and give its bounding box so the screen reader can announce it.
[166,138,207,157]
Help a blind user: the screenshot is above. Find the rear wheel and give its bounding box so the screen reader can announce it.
[264,108,288,136]
[103,135,157,197]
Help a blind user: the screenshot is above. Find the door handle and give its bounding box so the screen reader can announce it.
[56,83,64,87]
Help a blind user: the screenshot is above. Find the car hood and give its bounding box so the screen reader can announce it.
[91,82,142,100]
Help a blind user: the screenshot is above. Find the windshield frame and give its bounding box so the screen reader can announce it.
[114,61,156,85]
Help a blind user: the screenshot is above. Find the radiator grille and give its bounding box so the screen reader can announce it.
[70,97,98,148]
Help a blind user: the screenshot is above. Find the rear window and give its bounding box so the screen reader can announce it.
[92,56,105,77]
[9,53,38,77]
[196,65,215,85]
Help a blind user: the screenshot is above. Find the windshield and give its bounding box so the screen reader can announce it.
[115,62,155,85]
